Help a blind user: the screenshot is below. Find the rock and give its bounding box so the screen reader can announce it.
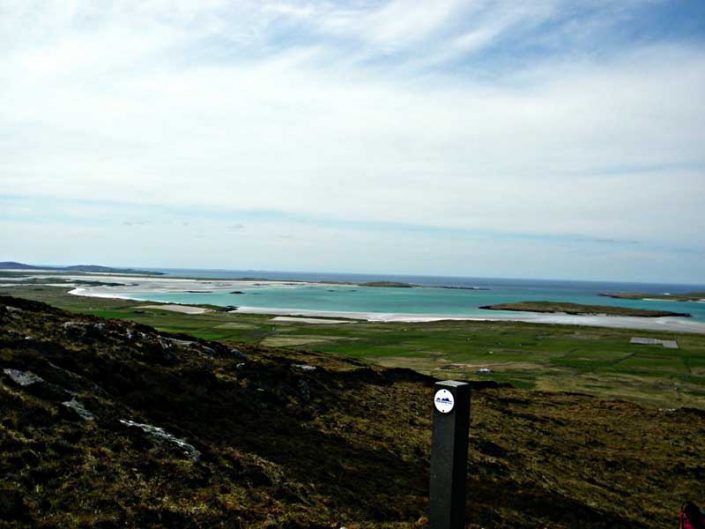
[140,338,178,364]
[201,345,216,356]
[294,364,317,372]
[158,338,175,351]
[119,419,200,461]
[3,368,44,386]
[3,368,70,401]
[199,344,247,361]
[227,347,248,361]
[169,337,196,347]
[61,398,95,421]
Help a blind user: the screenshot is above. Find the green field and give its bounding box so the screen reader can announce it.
[4,284,705,409]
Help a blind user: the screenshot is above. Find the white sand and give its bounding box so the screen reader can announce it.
[271,316,352,324]
[234,306,705,334]
[68,288,136,300]
[137,304,213,314]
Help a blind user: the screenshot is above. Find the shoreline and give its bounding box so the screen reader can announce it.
[66,287,705,334]
[231,306,705,334]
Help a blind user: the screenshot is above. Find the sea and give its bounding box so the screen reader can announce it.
[118,269,705,324]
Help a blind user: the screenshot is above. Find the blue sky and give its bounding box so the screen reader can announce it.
[1,0,704,283]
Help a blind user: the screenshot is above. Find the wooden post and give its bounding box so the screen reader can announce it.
[429,380,471,529]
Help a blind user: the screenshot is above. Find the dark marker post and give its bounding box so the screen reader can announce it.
[429,380,471,529]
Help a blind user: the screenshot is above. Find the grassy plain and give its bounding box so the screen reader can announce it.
[3,284,705,409]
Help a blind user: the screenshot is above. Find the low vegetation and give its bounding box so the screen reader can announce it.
[1,295,704,528]
[358,281,415,288]
[480,300,690,318]
[602,292,705,302]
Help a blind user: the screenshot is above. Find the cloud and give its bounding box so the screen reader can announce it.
[0,0,704,281]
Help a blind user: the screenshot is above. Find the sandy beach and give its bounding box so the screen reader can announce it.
[271,316,352,324]
[232,306,705,334]
[42,273,705,335]
[137,304,213,315]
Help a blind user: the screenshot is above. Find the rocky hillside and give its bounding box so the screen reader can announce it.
[1,295,703,528]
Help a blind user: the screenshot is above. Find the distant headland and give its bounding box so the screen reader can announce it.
[0,261,163,276]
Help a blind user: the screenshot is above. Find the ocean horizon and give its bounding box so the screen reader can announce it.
[151,267,705,292]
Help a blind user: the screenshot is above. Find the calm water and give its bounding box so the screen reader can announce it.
[121,269,705,323]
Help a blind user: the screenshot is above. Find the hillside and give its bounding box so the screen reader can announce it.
[1,296,703,528]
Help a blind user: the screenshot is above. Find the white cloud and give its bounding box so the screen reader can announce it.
[1,0,704,280]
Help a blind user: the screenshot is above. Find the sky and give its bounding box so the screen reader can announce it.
[1,0,704,283]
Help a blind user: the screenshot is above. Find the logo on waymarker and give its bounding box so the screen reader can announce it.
[434,389,455,413]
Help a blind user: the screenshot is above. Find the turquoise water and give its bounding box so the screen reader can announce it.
[120,272,705,323]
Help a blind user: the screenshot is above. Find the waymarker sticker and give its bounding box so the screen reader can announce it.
[434,389,455,413]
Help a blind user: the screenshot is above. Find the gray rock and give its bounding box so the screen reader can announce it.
[119,419,200,460]
[61,398,95,421]
[227,347,248,360]
[3,368,44,386]
[158,338,174,350]
[293,364,316,372]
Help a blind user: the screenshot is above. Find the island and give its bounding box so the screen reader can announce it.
[480,301,690,318]
[601,292,705,302]
[439,286,490,291]
[359,281,414,288]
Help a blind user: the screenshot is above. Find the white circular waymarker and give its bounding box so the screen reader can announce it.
[434,389,455,413]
